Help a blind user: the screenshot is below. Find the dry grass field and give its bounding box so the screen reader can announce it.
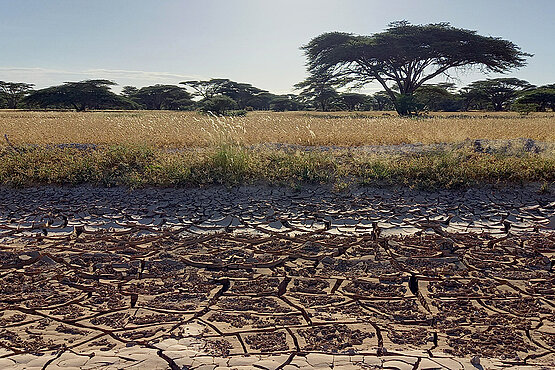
[0,110,553,188]
[1,110,554,147]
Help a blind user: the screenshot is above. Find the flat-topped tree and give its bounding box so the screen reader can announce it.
[372,91,395,111]
[301,21,531,115]
[218,81,270,109]
[516,85,555,112]
[0,81,34,108]
[294,72,341,111]
[415,83,462,112]
[180,79,231,99]
[181,79,272,109]
[462,78,535,111]
[24,80,129,111]
[340,92,372,111]
[129,85,193,110]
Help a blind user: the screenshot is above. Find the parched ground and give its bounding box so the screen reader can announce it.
[0,185,554,369]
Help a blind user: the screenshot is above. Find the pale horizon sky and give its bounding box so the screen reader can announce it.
[1,0,554,95]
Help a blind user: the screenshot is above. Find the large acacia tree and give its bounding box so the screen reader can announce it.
[301,21,531,115]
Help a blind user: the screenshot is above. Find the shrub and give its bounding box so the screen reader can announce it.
[200,95,238,115]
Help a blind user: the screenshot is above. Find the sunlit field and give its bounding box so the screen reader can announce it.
[1,110,554,147]
[1,110,553,188]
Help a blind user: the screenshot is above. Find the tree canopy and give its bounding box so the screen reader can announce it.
[340,92,372,111]
[301,21,531,115]
[414,83,462,112]
[25,80,130,111]
[180,79,231,99]
[200,95,238,115]
[462,78,535,111]
[515,85,555,112]
[181,79,276,110]
[371,91,395,111]
[0,81,34,109]
[294,72,341,111]
[126,85,193,110]
[269,95,303,111]
[217,81,268,109]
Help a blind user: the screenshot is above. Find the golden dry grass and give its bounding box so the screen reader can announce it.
[0,110,554,147]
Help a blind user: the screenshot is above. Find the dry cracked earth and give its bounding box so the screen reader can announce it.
[0,185,554,370]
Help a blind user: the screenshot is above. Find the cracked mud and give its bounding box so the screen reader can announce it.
[0,185,554,369]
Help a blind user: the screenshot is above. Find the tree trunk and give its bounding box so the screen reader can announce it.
[8,97,17,109]
[397,92,423,116]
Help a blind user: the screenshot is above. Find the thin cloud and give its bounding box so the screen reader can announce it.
[83,69,201,81]
[0,67,205,90]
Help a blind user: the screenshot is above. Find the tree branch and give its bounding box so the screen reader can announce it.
[414,62,464,90]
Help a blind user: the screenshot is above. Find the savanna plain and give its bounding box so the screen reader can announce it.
[0,110,554,188]
[1,111,555,370]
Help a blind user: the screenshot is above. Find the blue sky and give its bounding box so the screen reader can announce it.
[0,0,553,94]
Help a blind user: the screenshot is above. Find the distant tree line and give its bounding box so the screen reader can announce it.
[1,77,553,114]
[1,78,304,114]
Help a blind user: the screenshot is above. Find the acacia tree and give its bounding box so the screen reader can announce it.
[121,86,139,98]
[200,95,238,115]
[25,80,129,111]
[294,72,341,111]
[371,91,395,111]
[269,95,303,111]
[218,81,270,109]
[0,81,34,108]
[414,83,462,111]
[515,85,555,111]
[181,79,273,109]
[180,79,230,99]
[127,85,193,110]
[463,78,535,111]
[300,21,531,115]
[340,92,372,111]
[248,92,280,110]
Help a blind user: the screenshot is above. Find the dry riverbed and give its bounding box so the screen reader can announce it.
[0,185,554,369]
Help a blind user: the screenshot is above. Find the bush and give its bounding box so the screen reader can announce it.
[511,102,538,115]
[200,95,238,115]
[396,94,424,116]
